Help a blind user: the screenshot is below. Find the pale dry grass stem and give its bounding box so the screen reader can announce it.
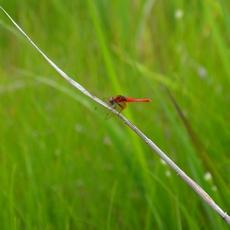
[1,6,229,225]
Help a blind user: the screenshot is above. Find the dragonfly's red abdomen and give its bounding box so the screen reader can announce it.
[125,97,151,103]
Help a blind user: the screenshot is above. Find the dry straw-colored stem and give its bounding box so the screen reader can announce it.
[1,6,229,225]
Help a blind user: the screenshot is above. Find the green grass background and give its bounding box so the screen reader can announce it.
[0,0,229,229]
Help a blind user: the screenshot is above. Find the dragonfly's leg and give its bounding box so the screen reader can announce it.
[106,102,125,119]
[105,104,116,119]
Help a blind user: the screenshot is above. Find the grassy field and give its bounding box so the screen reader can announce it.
[0,0,229,229]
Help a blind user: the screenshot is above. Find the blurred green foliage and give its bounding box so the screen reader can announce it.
[0,0,229,229]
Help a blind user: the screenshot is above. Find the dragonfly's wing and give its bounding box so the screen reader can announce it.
[117,102,127,111]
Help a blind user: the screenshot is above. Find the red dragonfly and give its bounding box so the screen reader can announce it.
[108,95,151,112]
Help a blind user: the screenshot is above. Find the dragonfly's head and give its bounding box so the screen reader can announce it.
[108,96,115,106]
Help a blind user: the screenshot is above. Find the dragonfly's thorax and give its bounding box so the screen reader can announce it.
[108,95,127,111]
[110,95,126,104]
